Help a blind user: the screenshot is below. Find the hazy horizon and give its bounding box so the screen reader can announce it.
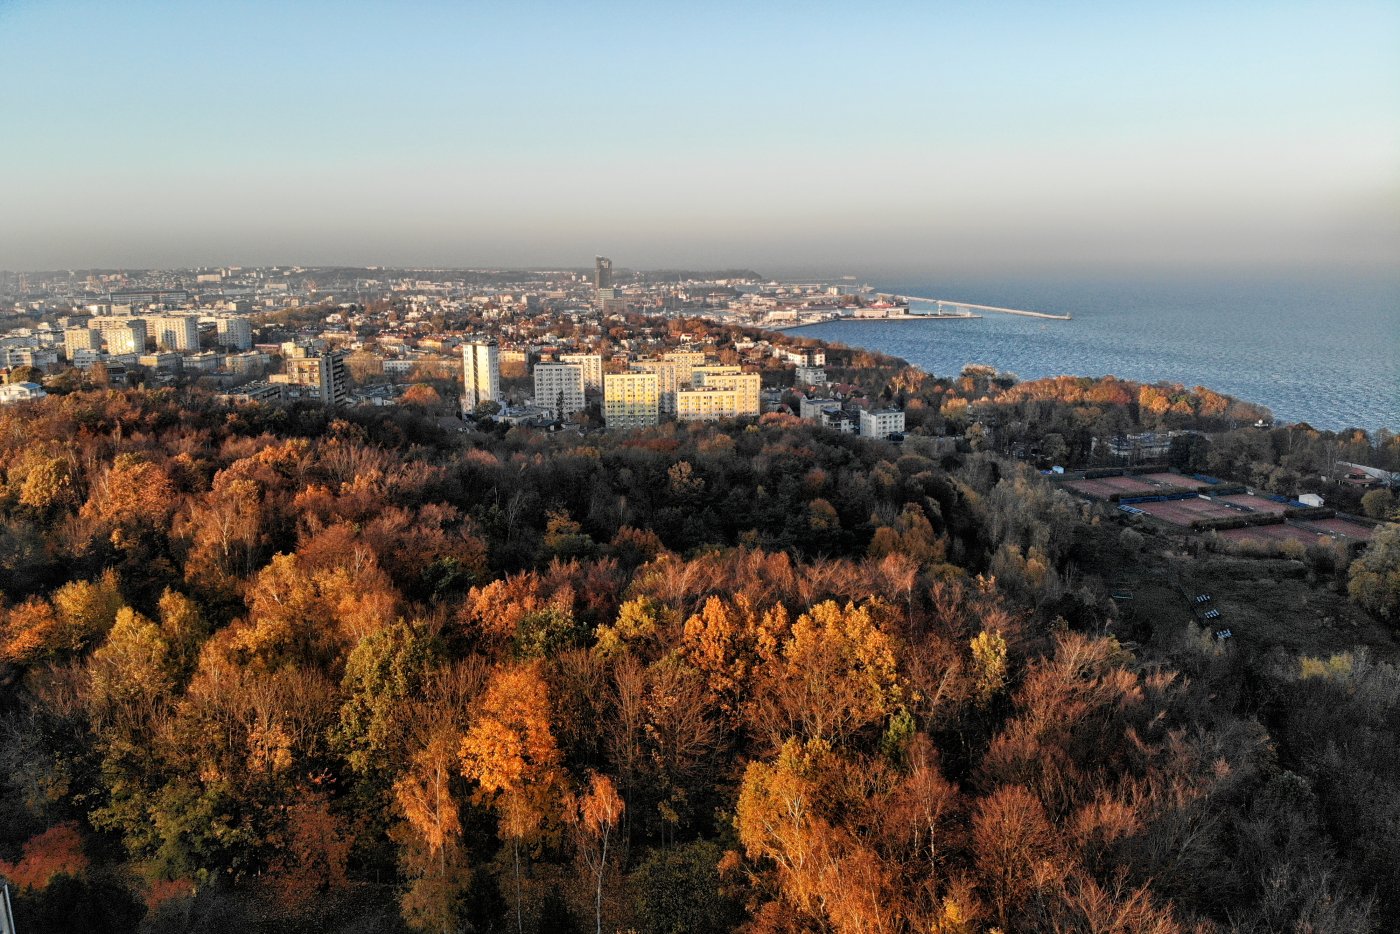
[2,1,1397,276]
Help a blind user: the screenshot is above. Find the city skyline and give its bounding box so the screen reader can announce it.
[1,2,1397,276]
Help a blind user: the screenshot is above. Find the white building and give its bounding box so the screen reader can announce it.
[462,340,501,414]
[629,358,683,414]
[799,396,841,421]
[64,327,102,360]
[0,382,47,405]
[144,314,200,352]
[215,315,253,351]
[559,353,603,393]
[603,372,659,430]
[0,348,58,370]
[138,352,183,372]
[90,317,148,354]
[786,347,826,367]
[533,362,585,419]
[284,347,349,406]
[69,348,107,370]
[859,408,905,439]
[692,370,760,416]
[676,386,742,422]
[225,351,270,375]
[795,365,827,386]
[663,350,707,368]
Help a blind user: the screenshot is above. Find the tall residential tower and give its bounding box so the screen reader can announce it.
[462,339,501,415]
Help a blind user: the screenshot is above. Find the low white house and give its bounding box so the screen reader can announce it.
[0,382,47,405]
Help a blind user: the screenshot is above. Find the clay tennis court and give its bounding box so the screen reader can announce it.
[1136,472,1200,489]
[1065,476,1161,499]
[1303,518,1375,542]
[1217,494,1290,515]
[1218,524,1323,547]
[1134,496,1239,526]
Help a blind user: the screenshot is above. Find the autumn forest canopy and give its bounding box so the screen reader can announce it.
[1,370,1400,933]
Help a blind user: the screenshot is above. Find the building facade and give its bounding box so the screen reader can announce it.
[145,314,200,351]
[676,386,741,421]
[559,353,603,393]
[64,327,101,360]
[216,315,254,351]
[462,340,501,414]
[90,317,148,354]
[629,358,683,415]
[692,370,760,416]
[603,372,659,429]
[859,409,905,439]
[285,348,350,406]
[533,362,585,419]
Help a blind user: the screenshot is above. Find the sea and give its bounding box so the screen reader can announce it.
[792,272,1399,433]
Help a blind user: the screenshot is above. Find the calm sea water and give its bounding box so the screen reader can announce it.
[795,273,1399,432]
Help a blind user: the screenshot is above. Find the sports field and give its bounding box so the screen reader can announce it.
[1303,518,1375,542]
[1218,494,1290,515]
[1218,524,1323,547]
[1136,472,1200,489]
[1065,476,1161,499]
[1135,496,1239,526]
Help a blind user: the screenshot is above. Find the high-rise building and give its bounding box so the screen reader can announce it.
[559,353,603,393]
[89,317,148,354]
[533,363,585,419]
[216,315,253,351]
[628,358,682,415]
[285,347,349,406]
[603,372,659,429]
[64,327,101,360]
[462,340,501,414]
[663,350,707,368]
[676,386,741,422]
[692,370,760,416]
[144,314,200,351]
[594,256,613,290]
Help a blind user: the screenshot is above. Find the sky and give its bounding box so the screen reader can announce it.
[1,1,1397,277]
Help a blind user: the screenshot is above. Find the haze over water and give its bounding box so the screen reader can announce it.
[797,272,1400,432]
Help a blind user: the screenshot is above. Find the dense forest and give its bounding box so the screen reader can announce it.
[1,381,1399,933]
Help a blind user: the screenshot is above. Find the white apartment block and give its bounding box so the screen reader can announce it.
[138,352,183,372]
[859,408,905,439]
[533,363,585,419]
[676,386,742,422]
[603,372,659,429]
[559,353,603,393]
[799,396,841,421]
[90,317,148,354]
[215,315,253,350]
[225,351,270,375]
[64,327,101,360]
[663,350,707,368]
[69,348,107,370]
[285,349,349,406]
[462,340,501,414]
[0,348,58,369]
[786,347,826,367]
[692,370,760,416]
[795,365,827,386]
[144,314,200,351]
[629,358,683,415]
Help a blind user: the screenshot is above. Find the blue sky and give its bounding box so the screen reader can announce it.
[1,1,1397,275]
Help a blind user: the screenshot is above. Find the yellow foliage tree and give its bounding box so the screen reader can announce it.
[459,662,564,933]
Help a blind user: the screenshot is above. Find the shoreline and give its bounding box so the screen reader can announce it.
[770,313,983,331]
